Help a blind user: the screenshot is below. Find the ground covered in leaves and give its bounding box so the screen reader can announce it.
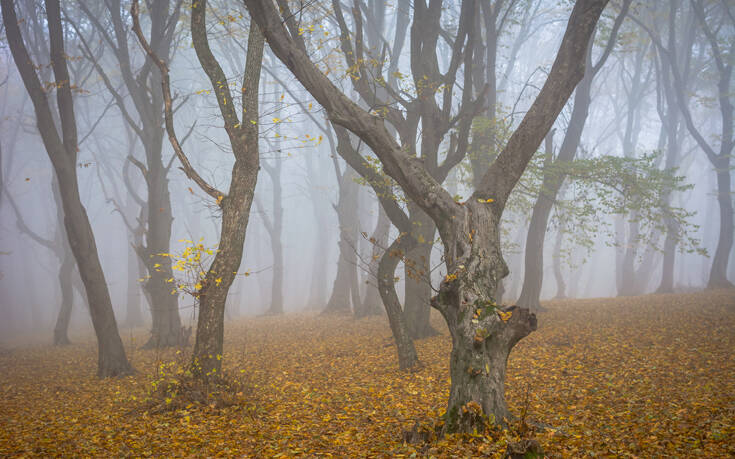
[1,289,734,457]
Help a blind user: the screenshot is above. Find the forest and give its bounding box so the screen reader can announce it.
[0,0,733,457]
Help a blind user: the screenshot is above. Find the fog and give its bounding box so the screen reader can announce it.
[0,0,732,344]
[1,0,734,456]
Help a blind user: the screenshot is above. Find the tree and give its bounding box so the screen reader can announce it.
[5,176,82,345]
[256,123,285,315]
[516,0,630,310]
[75,0,186,347]
[244,0,607,432]
[132,0,264,378]
[636,0,734,288]
[2,0,132,377]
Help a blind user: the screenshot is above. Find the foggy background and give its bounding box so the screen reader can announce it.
[0,0,731,344]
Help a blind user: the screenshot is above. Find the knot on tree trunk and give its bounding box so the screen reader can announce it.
[503,306,537,346]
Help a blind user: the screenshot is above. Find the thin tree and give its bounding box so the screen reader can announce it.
[2,0,132,377]
[516,0,630,310]
[74,0,186,347]
[132,0,264,378]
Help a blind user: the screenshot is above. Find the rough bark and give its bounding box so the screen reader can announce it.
[133,0,264,377]
[3,0,132,377]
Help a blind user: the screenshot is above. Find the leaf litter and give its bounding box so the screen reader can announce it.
[0,289,733,457]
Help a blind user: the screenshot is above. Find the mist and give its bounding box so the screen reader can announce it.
[0,0,733,456]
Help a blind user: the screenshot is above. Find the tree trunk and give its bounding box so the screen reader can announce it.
[618,218,639,296]
[53,246,74,346]
[551,226,566,299]
[262,152,284,315]
[517,130,559,310]
[403,206,438,337]
[306,178,329,310]
[708,163,734,288]
[378,236,419,369]
[435,202,537,433]
[125,237,145,327]
[356,205,389,318]
[140,136,183,347]
[657,222,677,293]
[323,168,360,314]
[244,0,607,433]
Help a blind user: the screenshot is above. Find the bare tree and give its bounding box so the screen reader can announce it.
[132,0,264,378]
[2,0,132,377]
[74,0,186,347]
[636,0,734,288]
[244,0,606,433]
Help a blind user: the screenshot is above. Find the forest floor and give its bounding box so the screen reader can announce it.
[1,289,734,457]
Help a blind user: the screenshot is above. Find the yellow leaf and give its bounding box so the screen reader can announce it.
[497,310,513,322]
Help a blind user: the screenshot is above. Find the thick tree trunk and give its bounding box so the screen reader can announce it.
[244,0,606,433]
[378,236,420,369]
[193,160,258,377]
[435,202,537,433]
[60,173,132,376]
